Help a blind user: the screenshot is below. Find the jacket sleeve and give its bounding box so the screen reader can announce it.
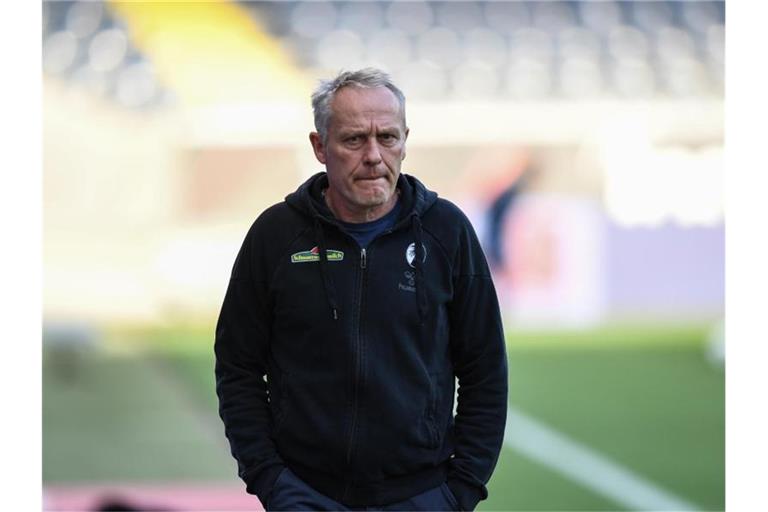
[214,222,285,502]
[446,217,509,511]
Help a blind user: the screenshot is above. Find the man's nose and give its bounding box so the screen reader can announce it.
[362,138,382,165]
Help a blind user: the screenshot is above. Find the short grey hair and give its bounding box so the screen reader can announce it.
[311,68,407,142]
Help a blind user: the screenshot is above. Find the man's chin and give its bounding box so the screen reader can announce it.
[353,189,392,207]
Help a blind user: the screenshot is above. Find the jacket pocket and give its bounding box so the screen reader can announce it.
[427,371,455,448]
[271,372,291,436]
[425,373,441,448]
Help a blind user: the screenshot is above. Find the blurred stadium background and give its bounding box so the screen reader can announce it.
[42,1,724,510]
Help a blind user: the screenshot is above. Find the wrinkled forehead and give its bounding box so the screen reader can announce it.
[329,86,405,128]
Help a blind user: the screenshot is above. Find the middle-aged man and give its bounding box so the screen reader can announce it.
[215,68,508,511]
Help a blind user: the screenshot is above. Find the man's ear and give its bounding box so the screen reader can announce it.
[309,132,327,165]
[402,127,410,161]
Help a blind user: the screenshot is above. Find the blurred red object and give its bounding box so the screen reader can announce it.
[44,483,262,511]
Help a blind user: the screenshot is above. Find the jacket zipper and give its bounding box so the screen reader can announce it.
[343,247,366,500]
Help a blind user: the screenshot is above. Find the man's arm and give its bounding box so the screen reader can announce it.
[214,224,284,502]
[446,220,509,511]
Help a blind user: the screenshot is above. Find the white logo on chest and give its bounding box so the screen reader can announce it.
[406,242,427,268]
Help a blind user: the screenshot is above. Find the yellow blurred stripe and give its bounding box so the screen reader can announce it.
[108,0,310,107]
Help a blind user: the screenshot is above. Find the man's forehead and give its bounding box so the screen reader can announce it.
[330,86,403,120]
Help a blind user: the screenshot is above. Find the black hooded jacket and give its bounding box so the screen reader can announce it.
[215,172,508,511]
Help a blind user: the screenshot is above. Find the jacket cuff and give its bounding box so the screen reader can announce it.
[446,477,486,512]
[244,463,286,505]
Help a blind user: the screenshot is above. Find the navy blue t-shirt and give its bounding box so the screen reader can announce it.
[338,200,402,249]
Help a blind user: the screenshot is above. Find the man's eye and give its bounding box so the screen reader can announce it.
[346,136,362,144]
[379,134,396,141]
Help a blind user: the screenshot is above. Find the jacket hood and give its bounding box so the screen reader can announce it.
[284,171,439,222]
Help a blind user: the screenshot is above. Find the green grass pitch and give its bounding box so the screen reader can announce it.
[43,323,724,511]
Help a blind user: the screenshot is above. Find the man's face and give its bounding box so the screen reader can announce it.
[310,86,409,220]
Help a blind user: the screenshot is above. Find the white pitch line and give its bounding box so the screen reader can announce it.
[504,406,700,511]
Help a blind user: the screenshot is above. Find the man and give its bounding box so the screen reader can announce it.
[215,68,508,511]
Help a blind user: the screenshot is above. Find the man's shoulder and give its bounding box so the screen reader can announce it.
[428,198,471,221]
[245,200,309,244]
[417,197,479,261]
[249,200,305,229]
[240,201,312,271]
[422,197,474,234]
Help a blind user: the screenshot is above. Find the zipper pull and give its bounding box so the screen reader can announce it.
[360,248,367,269]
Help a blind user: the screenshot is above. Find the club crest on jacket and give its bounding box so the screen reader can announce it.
[406,242,427,268]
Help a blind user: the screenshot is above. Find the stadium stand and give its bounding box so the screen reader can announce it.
[42,0,169,109]
[43,1,725,108]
